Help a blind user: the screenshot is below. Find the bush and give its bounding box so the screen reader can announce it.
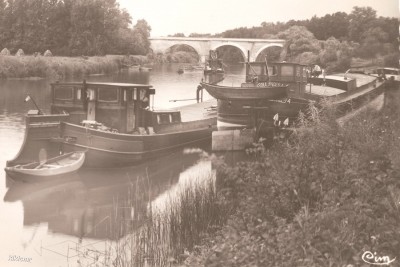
[185,94,400,266]
[15,49,24,56]
[43,50,53,57]
[383,52,399,67]
[0,48,10,55]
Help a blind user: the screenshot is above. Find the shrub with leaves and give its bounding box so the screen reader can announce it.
[184,90,400,267]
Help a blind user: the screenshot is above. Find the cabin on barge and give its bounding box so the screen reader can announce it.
[7,82,217,168]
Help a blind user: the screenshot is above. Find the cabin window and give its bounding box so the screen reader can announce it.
[98,88,119,102]
[76,89,81,100]
[302,68,307,78]
[296,66,302,77]
[139,89,148,102]
[171,113,180,123]
[132,88,138,100]
[157,113,170,124]
[123,90,127,102]
[281,65,294,76]
[54,86,74,100]
[268,66,277,76]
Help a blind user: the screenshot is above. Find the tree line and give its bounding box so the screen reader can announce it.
[0,0,151,56]
[171,6,398,69]
[221,7,398,68]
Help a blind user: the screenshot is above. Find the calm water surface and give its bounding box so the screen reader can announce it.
[0,64,245,267]
[1,64,397,266]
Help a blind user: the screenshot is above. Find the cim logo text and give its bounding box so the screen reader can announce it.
[362,251,396,265]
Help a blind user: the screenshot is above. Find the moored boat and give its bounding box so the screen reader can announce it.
[216,62,386,132]
[370,67,400,87]
[4,151,85,182]
[139,66,152,71]
[204,50,224,75]
[7,82,217,168]
[201,82,287,100]
[200,60,288,100]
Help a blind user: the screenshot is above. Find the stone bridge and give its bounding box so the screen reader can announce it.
[149,37,285,62]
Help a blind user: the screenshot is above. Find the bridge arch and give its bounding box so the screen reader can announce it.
[164,44,201,61]
[254,43,284,62]
[164,43,202,57]
[211,43,247,61]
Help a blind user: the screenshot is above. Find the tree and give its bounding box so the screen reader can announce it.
[319,37,354,72]
[131,19,151,55]
[308,12,349,40]
[277,26,321,61]
[189,33,212,37]
[357,27,389,58]
[349,6,377,43]
[170,33,185,37]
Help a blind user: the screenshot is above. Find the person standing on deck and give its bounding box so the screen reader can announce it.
[313,64,322,77]
[322,68,326,86]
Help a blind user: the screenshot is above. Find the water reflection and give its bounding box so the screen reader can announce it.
[0,63,244,266]
[4,147,210,240]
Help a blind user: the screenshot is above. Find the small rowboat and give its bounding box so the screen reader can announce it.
[4,151,85,182]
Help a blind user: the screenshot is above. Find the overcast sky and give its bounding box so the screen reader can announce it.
[119,0,399,37]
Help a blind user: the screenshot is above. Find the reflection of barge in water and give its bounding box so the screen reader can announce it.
[205,61,387,149]
[7,82,217,167]
[4,148,207,239]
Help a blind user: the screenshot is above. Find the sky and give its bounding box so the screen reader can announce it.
[119,0,399,37]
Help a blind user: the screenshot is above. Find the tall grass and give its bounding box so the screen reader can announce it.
[129,176,226,267]
[72,173,227,267]
[0,55,148,79]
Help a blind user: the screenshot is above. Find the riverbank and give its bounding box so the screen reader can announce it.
[0,54,149,79]
[0,52,201,80]
[183,89,400,266]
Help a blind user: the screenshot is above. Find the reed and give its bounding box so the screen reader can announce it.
[73,172,226,267]
[131,175,226,266]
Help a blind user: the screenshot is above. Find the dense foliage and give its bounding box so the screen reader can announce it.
[213,6,398,68]
[0,0,151,56]
[185,89,400,267]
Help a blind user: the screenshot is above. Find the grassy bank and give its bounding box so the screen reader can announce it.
[184,89,400,266]
[0,54,148,79]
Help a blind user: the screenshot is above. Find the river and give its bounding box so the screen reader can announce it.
[0,63,246,267]
[1,64,398,267]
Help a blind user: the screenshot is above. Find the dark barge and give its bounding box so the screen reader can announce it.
[7,82,217,167]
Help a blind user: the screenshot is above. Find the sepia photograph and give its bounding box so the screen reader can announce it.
[0,0,399,266]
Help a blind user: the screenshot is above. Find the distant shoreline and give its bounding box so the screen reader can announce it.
[0,55,149,80]
[0,51,200,80]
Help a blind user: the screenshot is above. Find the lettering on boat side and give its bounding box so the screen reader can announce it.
[8,255,33,263]
[361,251,396,265]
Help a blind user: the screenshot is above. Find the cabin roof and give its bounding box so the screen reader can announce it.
[51,82,153,88]
[379,67,399,71]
